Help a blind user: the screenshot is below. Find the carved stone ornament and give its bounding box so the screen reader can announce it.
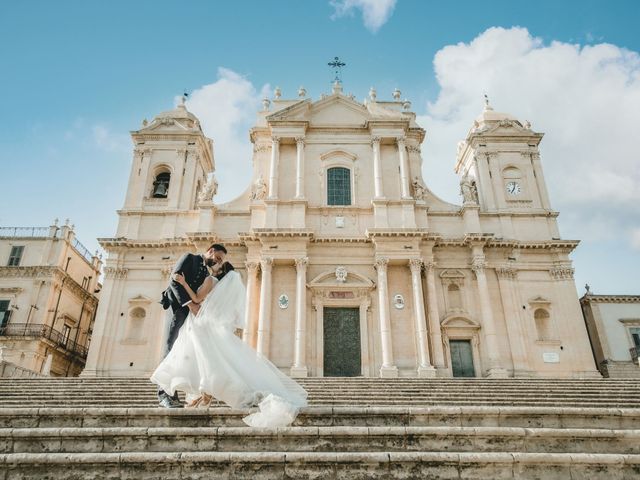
[460,174,479,204]
[471,257,486,274]
[335,266,348,283]
[250,175,268,201]
[549,266,575,280]
[374,257,389,270]
[409,258,423,273]
[411,176,426,200]
[198,174,218,203]
[393,294,405,310]
[278,294,289,309]
[296,257,309,271]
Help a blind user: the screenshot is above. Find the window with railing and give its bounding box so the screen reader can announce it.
[0,300,11,329]
[7,246,24,266]
[0,323,88,357]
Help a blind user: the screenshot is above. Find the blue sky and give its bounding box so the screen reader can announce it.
[1,0,639,294]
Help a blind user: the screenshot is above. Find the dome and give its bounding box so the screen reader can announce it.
[153,96,198,122]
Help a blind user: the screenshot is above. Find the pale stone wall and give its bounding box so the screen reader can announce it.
[83,88,600,379]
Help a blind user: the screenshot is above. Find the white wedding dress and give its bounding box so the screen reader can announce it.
[151,271,308,427]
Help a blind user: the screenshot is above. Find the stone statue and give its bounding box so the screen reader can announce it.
[335,266,347,283]
[251,175,267,200]
[460,174,478,204]
[412,176,426,200]
[198,174,218,203]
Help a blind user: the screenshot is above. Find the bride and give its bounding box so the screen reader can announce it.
[150,262,308,427]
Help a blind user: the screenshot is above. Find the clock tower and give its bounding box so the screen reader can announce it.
[455,100,553,215]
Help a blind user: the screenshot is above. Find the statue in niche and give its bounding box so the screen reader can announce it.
[460,174,478,204]
[198,174,218,203]
[251,175,267,200]
[411,176,426,200]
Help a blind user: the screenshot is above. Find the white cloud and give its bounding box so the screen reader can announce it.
[92,125,129,152]
[183,68,270,203]
[416,27,640,247]
[330,0,397,33]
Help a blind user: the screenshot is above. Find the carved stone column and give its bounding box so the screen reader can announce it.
[495,266,531,375]
[409,259,436,377]
[268,137,280,199]
[295,137,305,199]
[371,136,384,199]
[242,261,259,346]
[471,252,507,377]
[397,136,411,199]
[424,261,446,372]
[256,257,273,356]
[291,257,308,377]
[375,257,397,377]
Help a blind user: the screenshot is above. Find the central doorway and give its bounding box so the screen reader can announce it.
[450,339,475,377]
[323,307,361,377]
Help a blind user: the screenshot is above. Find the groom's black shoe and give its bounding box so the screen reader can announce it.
[159,395,183,409]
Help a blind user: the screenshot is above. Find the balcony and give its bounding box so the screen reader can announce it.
[0,227,52,238]
[0,323,88,358]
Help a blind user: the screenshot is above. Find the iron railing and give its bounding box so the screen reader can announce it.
[0,323,88,358]
[0,227,51,238]
[72,237,94,264]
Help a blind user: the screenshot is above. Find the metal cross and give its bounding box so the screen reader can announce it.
[328,56,346,83]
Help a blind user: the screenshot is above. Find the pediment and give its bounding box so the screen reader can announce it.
[440,269,466,279]
[140,118,192,133]
[475,119,539,137]
[268,94,371,126]
[441,315,480,329]
[528,295,551,306]
[129,294,153,304]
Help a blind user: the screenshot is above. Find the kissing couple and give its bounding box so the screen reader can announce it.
[152,243,308,427]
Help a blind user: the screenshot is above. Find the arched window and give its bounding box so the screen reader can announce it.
[534,308,552,341]
[327,167,351,206]
[447,284,462,310]
[152,172,171,198]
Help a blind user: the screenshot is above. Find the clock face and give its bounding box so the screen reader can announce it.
[506,181,521,196]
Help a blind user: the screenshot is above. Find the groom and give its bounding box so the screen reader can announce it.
[158,243,233,408]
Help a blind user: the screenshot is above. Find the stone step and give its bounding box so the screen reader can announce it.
[1,407,638,429]
[2,451,639,479]
[4,425,640,455]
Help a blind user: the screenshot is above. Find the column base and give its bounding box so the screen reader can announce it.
[485,367,509,379]
[417,365,437,378]
[379,365,398,378]
[290,366,308,378]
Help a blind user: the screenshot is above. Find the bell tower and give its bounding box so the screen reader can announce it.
[117,97,214,239]
[455,99,552,214]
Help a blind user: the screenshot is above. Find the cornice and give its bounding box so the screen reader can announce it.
[581,295,640,304]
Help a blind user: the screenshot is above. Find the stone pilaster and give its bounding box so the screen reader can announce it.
[409,259,436,377]
[268,137,280,199]
[424,260,446,373]
[371,136,384,199]
[375,257,397,377]
[291,257,308,377]
[256,257,273,356]
[397,136,411,199]
[242,261,260,347]
[295,137,305,199]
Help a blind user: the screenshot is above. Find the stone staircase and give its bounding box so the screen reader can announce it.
[1,377,639,479]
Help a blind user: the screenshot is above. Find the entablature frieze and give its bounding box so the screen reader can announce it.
[581,295,640,305]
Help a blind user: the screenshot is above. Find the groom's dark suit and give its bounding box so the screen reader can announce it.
[158,253,209,401]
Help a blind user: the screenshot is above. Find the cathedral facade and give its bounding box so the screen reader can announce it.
[83,83,599,379]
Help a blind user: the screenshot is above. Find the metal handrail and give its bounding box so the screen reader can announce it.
[72,237,94,263]
[0,323,88,357]
[0,227,51,238]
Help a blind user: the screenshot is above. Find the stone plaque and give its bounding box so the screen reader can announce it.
[543,352,560,363]
[323,307,361,377]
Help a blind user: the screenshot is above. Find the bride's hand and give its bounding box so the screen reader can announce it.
[173,272,186,285]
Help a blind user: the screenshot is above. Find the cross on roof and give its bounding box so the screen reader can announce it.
[328,56,346,83]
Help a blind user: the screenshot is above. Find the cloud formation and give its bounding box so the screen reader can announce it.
[183,68,270,203]
[417,27,640,247]
[330,0,397,33]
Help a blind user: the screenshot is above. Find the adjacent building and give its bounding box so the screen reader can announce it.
[580,288,640,378]
[83,83,600,379]
[0,221,102,376]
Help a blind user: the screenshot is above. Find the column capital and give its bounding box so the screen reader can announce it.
[371,136,381,146]
[423,260,437,272]
[271,136,281,145]
[295,256,309,270]
[374,257,389,270]
[471,256,486,274]
[396,135,406,146]
[260,257,274,270]
[295,136,305,145]
[408,258,423,273]
[245,261,259,273]
[495,265,517,279]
